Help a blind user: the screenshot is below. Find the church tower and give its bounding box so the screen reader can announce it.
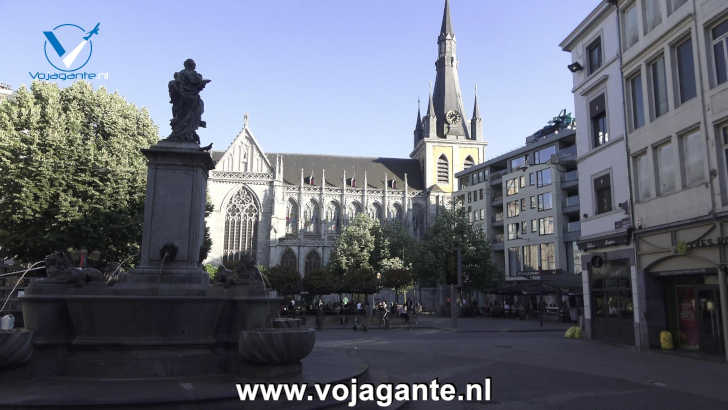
[411,0,487,194]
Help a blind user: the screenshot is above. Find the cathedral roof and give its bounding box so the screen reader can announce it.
[266,153,424,191]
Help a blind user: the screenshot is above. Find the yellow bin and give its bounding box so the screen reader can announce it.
[660,330,674,350]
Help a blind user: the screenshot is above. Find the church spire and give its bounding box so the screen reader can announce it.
[413,99,423,144]
[433,0,468,139]
[472,84,481,119]
[440,0,454,38]
[471,84,482,141]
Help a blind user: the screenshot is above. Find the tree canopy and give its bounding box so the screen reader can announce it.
[0,81,158,265]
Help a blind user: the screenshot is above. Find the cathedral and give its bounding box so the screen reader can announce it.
[205,0,487,274]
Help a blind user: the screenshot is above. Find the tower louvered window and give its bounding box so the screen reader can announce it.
[464,156,474,169]
[437,155,449,184]
[223,187,259,265]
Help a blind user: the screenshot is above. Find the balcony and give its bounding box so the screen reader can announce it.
[492,213,504,226]
[566,221,580,232]
[489,169,507,185]
[557,145,577,160]
[563,195,579,214]
[561,170,578,189]
[491,194,503,206]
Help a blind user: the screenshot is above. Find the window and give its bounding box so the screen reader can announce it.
[464,156,474,169]
[530,195,537,209]
[304,250,321,275]
[623,3,639,49]
[536,169,552,187]
[537,192,553,211]
[590,94,608,147]
[680,131,704,186]
[520,198,527,211]
[594,174,612,214]
[326,201,341,233]
[540,243,556,270]
[520,221,527,235]
[668,0,687,14]
[531,219,538,233]
[522,244,539,272]
[303,200,321,233]
[467,192,472,203]
[519,175,526,188]
[529,172,536,185]
[280,248,297,273]
[675,38,696,105]
[643,0,662,34]
[650,55,669,118]
[587,37,602,74]
[633,152,651,201]
[534,145,556,164]
[511,156,526,169]
[539,216,554,235]
[507,200,520,218]
[655,141,676,194]
[437,155,449,184]
[479,189,483,200]
[286,199,299,235]
[629,73,645,129]
[508,224,519,240]
[479,209,484,221]
[711,19,728,86]
[508,247,521,274]
[506,178,519,195]
[223,187,260,265]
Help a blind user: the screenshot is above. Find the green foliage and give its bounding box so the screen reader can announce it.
[412,206,500,290]
[0,81,158,265]
[328,214,379,275]
[380,257,413,291]
[302,267,339,295]
[266,265,302,296]
[199,199,214,262]
[203,263,218,280]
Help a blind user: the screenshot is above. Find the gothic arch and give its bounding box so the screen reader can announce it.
[223,185,259,265]
[437,154,449,184]
[280,247,297,273]
[304,250,321,275]
[347,201,363,220]
[464,155,474,169]
[391,202,403,222]
[286,198,299,236]
[369,202,384,222]
[326,201,341,233]
[303,199,321,234]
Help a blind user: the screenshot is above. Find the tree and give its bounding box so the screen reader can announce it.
[413,206,499,290]
[328,214,388,295]
[302,267,339,296]
[380,257,413,304]
[266,265,302,296]
[0,81,158,265]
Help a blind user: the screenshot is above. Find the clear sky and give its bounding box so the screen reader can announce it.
[1,0,598,159]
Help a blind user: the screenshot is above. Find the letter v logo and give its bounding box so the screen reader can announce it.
[43,23,99,72]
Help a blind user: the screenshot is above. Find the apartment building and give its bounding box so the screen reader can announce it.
[456,114,582,293]
[561,2,637,346]
[615,0,728,358]
[0,83,12,102]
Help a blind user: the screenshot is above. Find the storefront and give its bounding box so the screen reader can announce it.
[637,219,728,359]
[579,230,636,346]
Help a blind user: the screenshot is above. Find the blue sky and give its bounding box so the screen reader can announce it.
[1,0,597,159]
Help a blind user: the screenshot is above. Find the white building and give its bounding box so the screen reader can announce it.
[561,1,637,346]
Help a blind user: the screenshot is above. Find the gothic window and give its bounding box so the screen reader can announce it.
[280,248,297,273]
[464,155,474,169]
[412,203,425,238]
[223,186,259,265]
[326,201,341,233]
[370,202,384,222]
[437,155,449,184]
[347,201,363,220]
[304,250,321,275]
[303,199,321,234]
[286,199,298,236]
[391,203,403,222]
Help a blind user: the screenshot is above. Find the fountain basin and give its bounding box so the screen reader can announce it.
[0,329,33,368]
[238,328,315,365]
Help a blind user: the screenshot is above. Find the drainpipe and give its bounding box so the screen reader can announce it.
[611,0,644,350]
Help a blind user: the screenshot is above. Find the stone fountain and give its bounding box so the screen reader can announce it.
[0,60,366,409]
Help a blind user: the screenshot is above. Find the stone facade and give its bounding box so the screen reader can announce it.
[204,1,487,275]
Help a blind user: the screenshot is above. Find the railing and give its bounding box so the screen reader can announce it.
[557,145,577,159]
[491,233,504,243]
[489,169,508,180]
[491,194,503,203]
[566,221,581,232]
[565,195,579,208]
[493,213,504,222]
[562,170,578,182]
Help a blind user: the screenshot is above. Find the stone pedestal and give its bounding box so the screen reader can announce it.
[131,140,214,286]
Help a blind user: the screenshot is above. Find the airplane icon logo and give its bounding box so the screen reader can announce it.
[43,23,100,72]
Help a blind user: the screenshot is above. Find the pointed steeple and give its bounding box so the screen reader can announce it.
[413,99,423,145]
[440,0,454,38]
[471,84,483,141]
[426,92,435,117]
[423,91,437,139]
[433,0,468,139]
